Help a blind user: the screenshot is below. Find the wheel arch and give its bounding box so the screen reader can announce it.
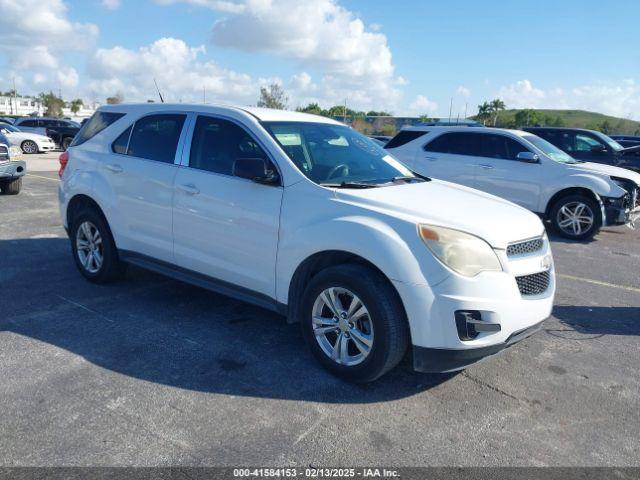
[544,187,601,218]
[285,250,406,326]
[66,194,110,231]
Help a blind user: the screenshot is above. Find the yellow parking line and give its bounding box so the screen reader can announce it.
[559,273,640,294]
[27,173,59,182]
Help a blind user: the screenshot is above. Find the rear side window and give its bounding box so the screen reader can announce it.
[425,132,481,156]
[71,111,126,147]
[189,116,269,175]
[127,114,186,163]
[18,119,38,127]
[385,130,428,149]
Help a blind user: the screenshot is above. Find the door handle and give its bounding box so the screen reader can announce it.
[424,155,438,161]
[477,164,494,170]
[105,164,123,173]
[177,183,200,195]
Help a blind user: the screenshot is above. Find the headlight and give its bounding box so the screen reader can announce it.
[418,224,502,277]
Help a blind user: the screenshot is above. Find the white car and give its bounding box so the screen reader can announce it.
[0,133,26,194]
[386,126,640,240]
[0,122,56,154]
[58,104,555,382]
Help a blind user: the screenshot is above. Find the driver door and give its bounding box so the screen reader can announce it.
[172,115,284,298]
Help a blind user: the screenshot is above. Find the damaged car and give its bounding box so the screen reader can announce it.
[386,126,640,240]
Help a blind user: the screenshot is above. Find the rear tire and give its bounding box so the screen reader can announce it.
[69,207,127,283]
[300,263,410,382]
[549,194,601,240]
[0,177,22,195]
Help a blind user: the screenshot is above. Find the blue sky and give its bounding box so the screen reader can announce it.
[1,0,639,117]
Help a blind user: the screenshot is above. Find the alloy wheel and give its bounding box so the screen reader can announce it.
[22,141,37,154]
[311,287,374,366]
[556,201,595,236]
[76,221,104,274]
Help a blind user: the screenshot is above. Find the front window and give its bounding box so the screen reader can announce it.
[263,122,419,187]
[522,134,579,164]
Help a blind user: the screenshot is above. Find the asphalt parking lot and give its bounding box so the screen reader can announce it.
[1,153,639,466]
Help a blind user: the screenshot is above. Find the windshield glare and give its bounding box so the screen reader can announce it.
[264,122,415,186]
[522,134,579,164]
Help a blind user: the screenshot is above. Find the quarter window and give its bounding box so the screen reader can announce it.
[72,111,126,146]
[189,116,269,175]
[111,125,132,154]
[126,114,186,163]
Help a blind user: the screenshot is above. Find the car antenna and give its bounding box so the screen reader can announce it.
[153,78,165,103]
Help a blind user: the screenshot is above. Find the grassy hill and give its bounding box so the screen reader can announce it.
[484,109,640,135]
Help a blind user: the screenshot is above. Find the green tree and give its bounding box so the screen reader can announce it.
[38,91,65,117]
[489,98,506,126]
[257,84,288,110]
[514,109,541,127]
[476,102,491,125]
[418,115,433,123]
[296,102,325,116]
[70,98,83,114]
[366,110,391,116]
[599,120,612,134]
[552,116,565,127]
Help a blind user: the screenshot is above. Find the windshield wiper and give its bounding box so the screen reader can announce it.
[389,175,426,183]
[320,181,380,189]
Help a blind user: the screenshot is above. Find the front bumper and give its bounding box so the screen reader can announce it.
[392,236,555,373]
[413,319,545,373]
[0,160,26,178]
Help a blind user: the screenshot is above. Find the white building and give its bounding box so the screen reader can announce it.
[0,96,99,119]
[0,96,43,116]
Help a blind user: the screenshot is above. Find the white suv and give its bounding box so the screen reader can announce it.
[386,126,640,240]
[59,104,555,382]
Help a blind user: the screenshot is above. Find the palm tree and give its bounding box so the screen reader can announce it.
[490,98,506,126]
[477,102,491,126]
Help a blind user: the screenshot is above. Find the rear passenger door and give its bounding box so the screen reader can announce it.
[415,132,478,187]
[105,112,188,263]
[472,133,542,211]
[16,119,41,134]
[172,115,283,299]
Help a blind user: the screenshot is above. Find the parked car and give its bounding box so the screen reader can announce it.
[59,104,555,382]
[523,127,640,174]
[0,131,26,194]
[610,134,640,142]
[45,122,81,151]
[14,117,80,149]
[368,135,392,146]
[0,122,57,154]
[386,126,640,240]
[0,116,16,124]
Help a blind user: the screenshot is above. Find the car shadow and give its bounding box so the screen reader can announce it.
[1,237,455,403]
[551,305,640,337]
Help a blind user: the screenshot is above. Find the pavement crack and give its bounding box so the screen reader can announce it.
[461,372,521,403]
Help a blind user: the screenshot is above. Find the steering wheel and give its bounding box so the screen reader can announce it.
[327,163,350,180]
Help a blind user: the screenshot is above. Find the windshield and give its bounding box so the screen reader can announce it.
[595,132,624,152]
[263,121,418,187]
[521,134,581,164]
[0,124,20,133]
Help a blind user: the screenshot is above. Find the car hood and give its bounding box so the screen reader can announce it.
[8,132,51,142]
[334,179,545,249]
[567,162,640,185]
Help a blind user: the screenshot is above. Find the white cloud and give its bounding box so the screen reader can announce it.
[0,0,97,94]
[497,79,640,119]
[155,0,403,112]
[456,86,471,98]
[409,95,438,114]
[87,37,259,103]
[100,0,121,9]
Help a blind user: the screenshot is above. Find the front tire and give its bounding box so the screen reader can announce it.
[301,264,410,382]
[549,194,601,240]
[0,177,22,195]
[21,140,38,154]
[70,208,126,283]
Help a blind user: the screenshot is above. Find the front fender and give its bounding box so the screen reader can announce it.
[541,173,627,211]
[275,214,449,304]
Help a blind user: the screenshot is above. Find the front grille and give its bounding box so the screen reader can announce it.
[507,237,543,257]
[515,270,550,296]
[0,144,8,161]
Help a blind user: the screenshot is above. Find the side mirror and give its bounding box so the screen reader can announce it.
[232,158,280,185]
[516,151,540,163]
[591,144,607,153]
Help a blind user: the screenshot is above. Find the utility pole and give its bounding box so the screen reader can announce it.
[203,86,206,104]
[12,77,17,115]
[464,102,468,119]
[448,97,453,123]
[343,99,347,123]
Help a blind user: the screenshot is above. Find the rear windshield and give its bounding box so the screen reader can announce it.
[70,111,126,147]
